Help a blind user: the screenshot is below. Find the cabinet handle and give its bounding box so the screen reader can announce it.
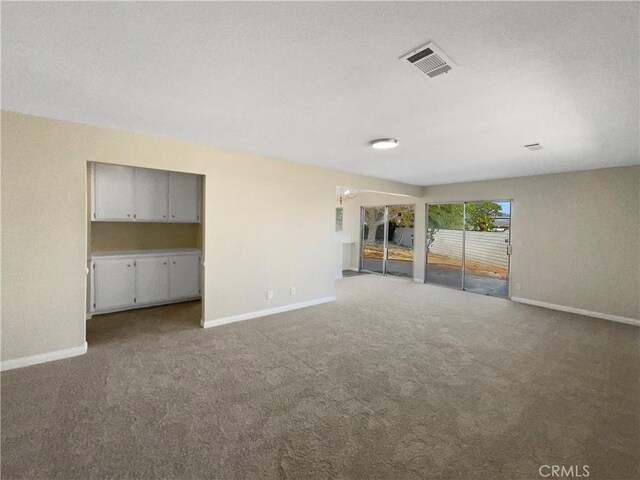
[127,264,131,267]
[163,215,166,218]
[126,214,131,217]
[163,262,167,265]
[171,214,175,218]
[172,261,176,264]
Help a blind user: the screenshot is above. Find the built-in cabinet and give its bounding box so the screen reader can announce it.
[135,256,170,304]
[91,249,201,314]
[92,163,201,223]
[135,168,169,222]
[94,164,136,221]
[168,172,200,223]
[93,257,137,311]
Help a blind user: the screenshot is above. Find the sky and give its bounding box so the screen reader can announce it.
[497,201,511,215]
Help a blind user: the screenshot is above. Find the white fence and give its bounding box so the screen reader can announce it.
[392,227,414,247]
[428,229,510,268]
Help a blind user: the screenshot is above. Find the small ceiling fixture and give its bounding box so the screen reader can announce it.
[524,143,543,151]
[370,138,399,149]
[337,186,357,205]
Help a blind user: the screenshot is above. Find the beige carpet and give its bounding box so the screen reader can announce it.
[2,275,638,479]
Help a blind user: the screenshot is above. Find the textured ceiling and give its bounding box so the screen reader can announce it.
[2,1,638,185]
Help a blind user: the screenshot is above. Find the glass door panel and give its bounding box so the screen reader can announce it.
[385,205,415,278]
[463,201,511,297]
[426,203,464,289]
[361,206,385,274]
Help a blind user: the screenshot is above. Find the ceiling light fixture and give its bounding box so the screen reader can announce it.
[337,187,357,205]
[370,138,399,149]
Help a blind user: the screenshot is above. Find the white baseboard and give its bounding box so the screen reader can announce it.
[511,297,640,327]
[202,296,337,329]
[1,342,88,372]
[346,267,359,272]
[413,278,424,284]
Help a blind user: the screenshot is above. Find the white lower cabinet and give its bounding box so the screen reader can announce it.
[94,258,136,311]
[91,249,200,314]
[136,256,170,304]
[170,255,200,299]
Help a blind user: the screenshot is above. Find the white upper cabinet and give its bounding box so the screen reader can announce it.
[169,172,200,223]
[135,256,170,304]
[135,168,169,222]
[94,258,136,310]
[92,164,200,223]
[169,255,200,299]
[94,163,135,221]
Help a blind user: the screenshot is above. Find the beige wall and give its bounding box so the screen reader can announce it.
[341,169,639,321]
[91,223,200,252]
[0,111,422,362]
[2,111,637,363]
[424,166,640,320]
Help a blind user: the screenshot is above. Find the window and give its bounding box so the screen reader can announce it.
[335,207,343,232]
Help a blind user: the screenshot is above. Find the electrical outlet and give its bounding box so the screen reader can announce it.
[267,290,274,300]
[290,287,296,296]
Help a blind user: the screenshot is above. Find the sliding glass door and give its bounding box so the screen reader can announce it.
[361,205,415,278]
[463,201,511,297]
[361,206,385,274]
[385,205,415,278]
[425,203,464,288]
[425,201,511,298]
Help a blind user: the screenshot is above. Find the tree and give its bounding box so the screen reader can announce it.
[363,207,385,243]
[363,205,415,244]
[465,202,502,231]
[389,205,415,228]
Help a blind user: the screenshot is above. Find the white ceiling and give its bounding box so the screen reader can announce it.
[2,2,638,186]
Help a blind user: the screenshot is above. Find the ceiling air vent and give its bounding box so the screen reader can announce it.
[400,42,456,79]
[524,143,543,151]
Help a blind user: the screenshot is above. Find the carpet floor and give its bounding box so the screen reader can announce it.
[2,275,638,479]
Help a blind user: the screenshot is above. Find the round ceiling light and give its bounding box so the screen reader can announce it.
[370,138,399,149]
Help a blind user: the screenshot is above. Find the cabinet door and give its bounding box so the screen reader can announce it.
[94,258,136,310]
[168,172,200,223]
[169,255,200,299]
[135,256,170,304]
[94,163,135,221]
[135,168,169,222]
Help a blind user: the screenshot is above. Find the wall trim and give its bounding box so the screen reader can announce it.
[1,342,88,372]
[202,296,336,329]
[413,278,424,284]
[511,297,640,327]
